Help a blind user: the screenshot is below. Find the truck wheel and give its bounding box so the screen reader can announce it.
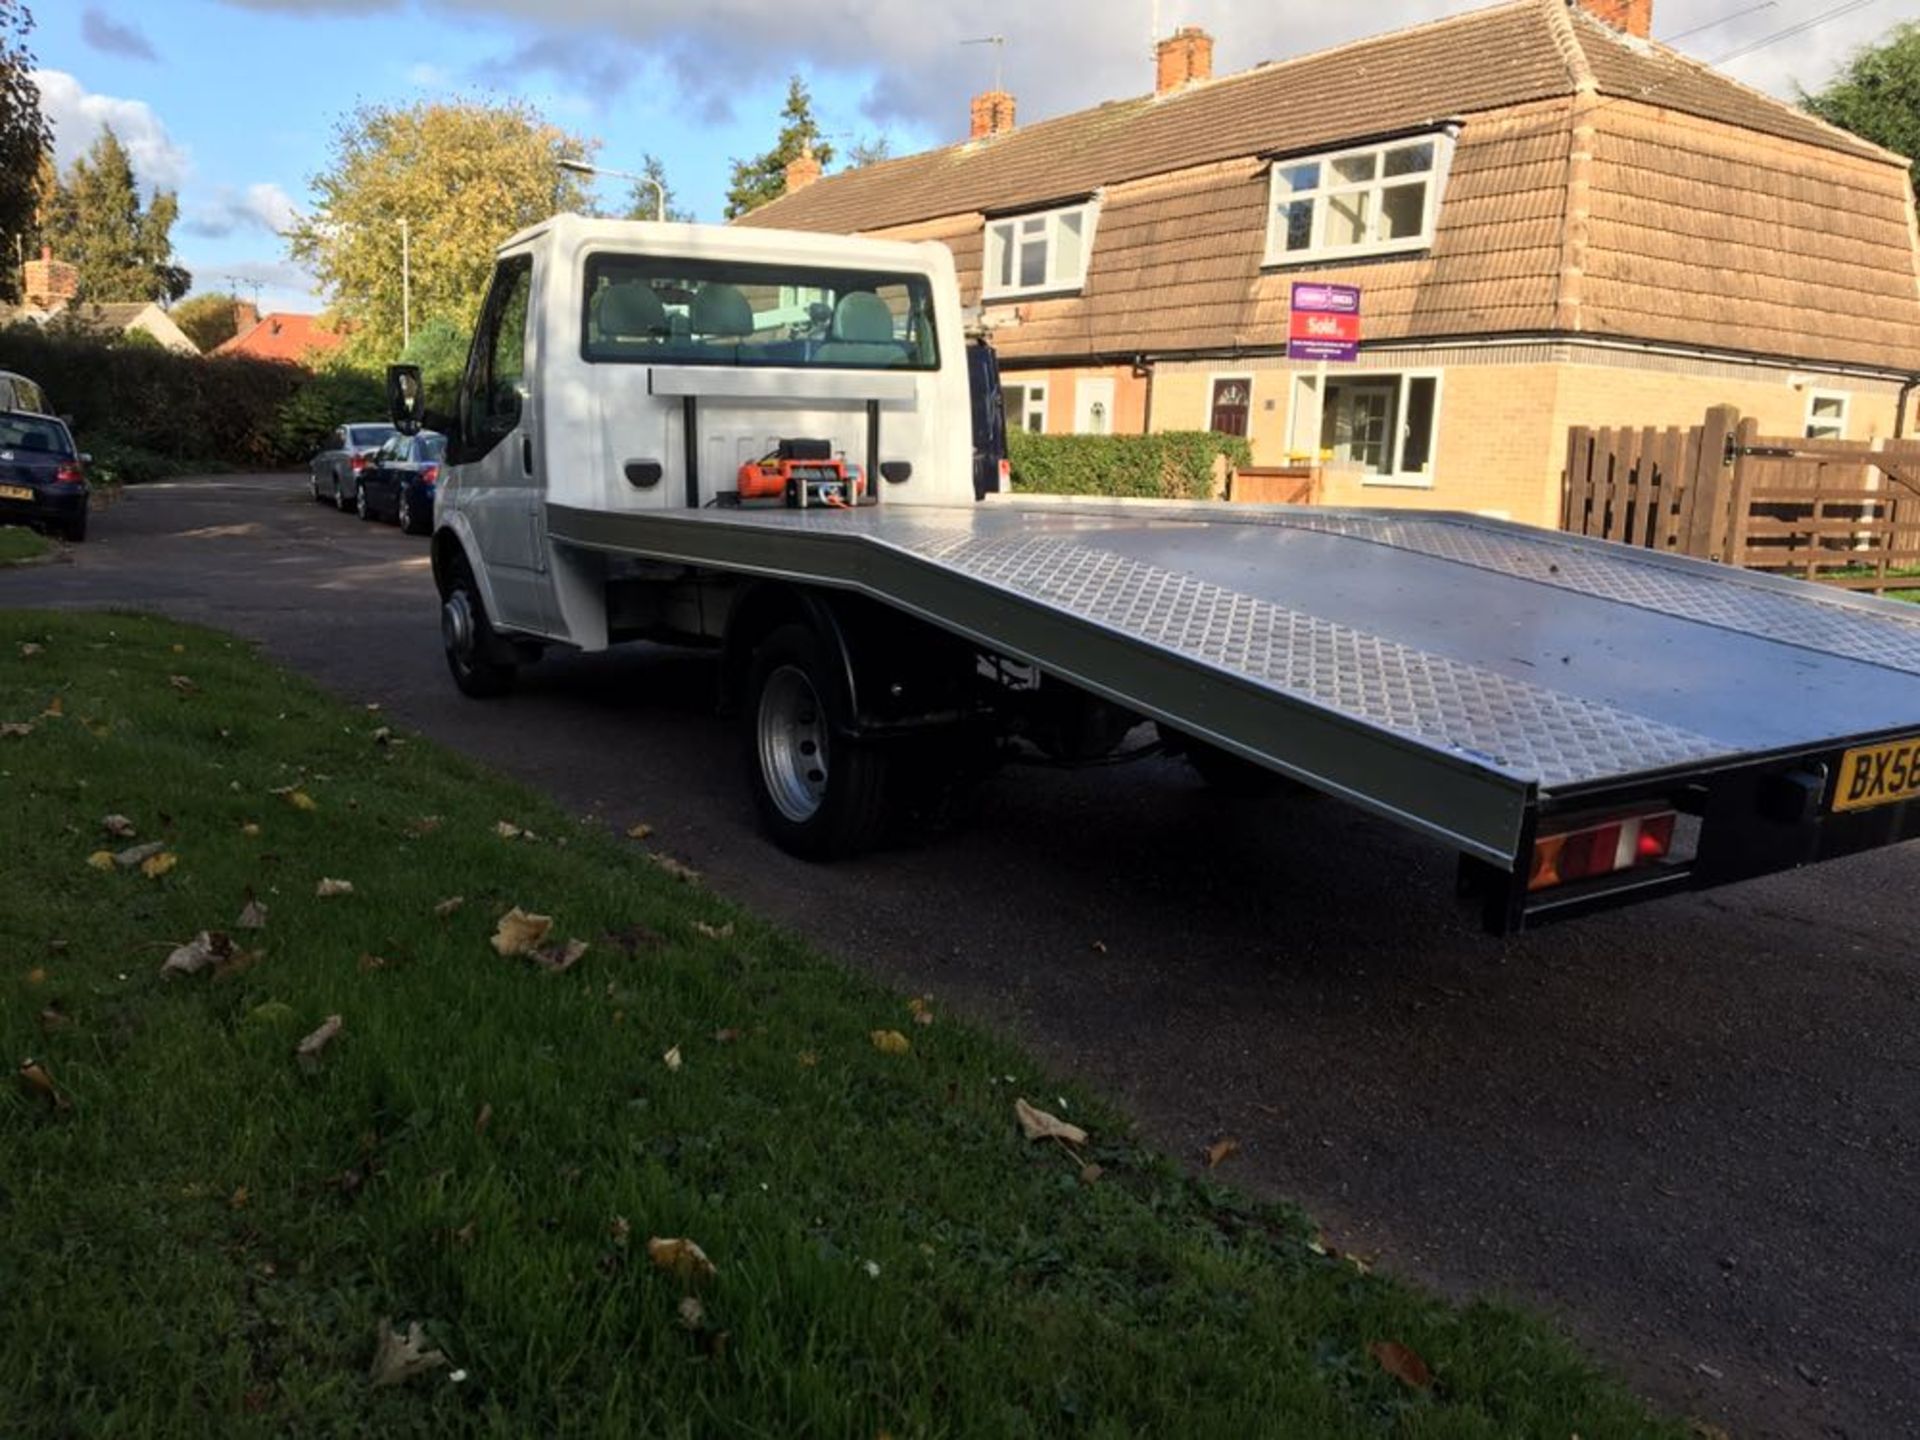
[746,623,889,858]
[441,562,517,698]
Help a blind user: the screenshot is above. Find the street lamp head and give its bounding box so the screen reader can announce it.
[558,157,594,175]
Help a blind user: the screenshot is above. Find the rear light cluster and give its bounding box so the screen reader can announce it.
[351,453,368,471]
[1528,809,1676,892]
[53,462,85,485]
[421,465,440,485]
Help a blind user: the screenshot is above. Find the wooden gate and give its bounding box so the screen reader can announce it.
[1563,406,1920,595]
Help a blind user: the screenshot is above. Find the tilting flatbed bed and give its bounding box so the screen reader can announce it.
[550,495,1920,930]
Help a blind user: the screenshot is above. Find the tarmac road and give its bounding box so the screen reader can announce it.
[9,474,1919,1439]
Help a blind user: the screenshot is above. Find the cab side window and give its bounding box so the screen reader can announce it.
[461,255,533,460]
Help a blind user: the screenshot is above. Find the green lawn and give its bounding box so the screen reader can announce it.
[0,610,1680,1438]
[0,525,50,565]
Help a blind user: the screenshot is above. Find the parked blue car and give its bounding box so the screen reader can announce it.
[355,430,444,534]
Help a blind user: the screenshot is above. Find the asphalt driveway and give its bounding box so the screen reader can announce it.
[8,475,1917,1439]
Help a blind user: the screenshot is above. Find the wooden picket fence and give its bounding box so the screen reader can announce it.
[1563,405,1920,594]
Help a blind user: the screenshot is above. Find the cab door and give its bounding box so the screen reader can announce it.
[453,252,547,629]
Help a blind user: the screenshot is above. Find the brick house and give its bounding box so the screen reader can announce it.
[738,0,1920,527]
[212,309,344,365]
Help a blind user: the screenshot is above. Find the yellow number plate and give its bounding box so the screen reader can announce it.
[0,484,31,501]
[1834,737,1920,813]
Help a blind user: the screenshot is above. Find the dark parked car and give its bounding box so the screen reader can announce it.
[356,430,444,534]
[0,410,89,541]
[309,422,397,511]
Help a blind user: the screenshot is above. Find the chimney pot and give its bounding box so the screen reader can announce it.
[969,89,1017,140]
[1155,25,1213,96]
[783,144,822,195]
[1573,0,1652,38]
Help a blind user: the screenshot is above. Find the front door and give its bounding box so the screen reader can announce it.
[1074,377,1115,435]
[454,253,548,629]
[1209,377,1251,437]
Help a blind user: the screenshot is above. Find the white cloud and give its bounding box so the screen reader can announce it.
[406,61,450,87]
[34,69,191,191]
[207,0,1896,135]
[187,182,298,238]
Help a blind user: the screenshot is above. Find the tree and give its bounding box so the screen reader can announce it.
[1803,23,1920,192]
[0,1,52,303]
[724,76,834,218]
[288,99,595,364]
[846,134,893,169]
[172,291,245,352]
[43,128,191,303]
[624,153,695,223]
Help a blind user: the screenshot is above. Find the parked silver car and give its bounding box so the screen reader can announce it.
[308,422,397,511]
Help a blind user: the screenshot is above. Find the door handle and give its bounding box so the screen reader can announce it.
[521,434,533,476]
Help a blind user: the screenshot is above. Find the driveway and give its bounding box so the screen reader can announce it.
[9,475,1918,1439]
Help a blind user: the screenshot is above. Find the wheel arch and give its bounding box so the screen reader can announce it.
[721,582,857,720]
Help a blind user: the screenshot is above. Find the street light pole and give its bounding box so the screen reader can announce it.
[399,218,411,349]
[558,157,665,223]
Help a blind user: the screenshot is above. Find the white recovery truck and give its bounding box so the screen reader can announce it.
[386,214,1920,933]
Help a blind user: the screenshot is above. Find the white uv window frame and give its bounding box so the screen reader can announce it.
[1003,381,1049,434]
[1804,389,1850,440]
[1318,369,1444,488]
[983,201,1100,302]
[1263,132,1454,267]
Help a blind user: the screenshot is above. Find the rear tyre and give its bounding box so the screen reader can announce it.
[356,485,374,521]
[745,622,890,859]
[332,475,347,511]
[441,561,517,698]
[397,488,421,535]
[309,473,322,503]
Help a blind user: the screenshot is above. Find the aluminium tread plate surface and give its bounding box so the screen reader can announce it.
[547,497,1920,805]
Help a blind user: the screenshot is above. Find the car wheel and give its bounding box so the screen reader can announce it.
[356,485,374,521]
[397,489,415,534]
[332,476,346,511]
[441,561,517,698]
[63,512,88,543]
[745,623,891,859]
[309,473,322,503]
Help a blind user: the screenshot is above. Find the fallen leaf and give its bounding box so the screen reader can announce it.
[906,995,935,1026]
[212,947,263,981]
[691,920,733,940]
[870,1029,911,1056]
[113,840,165,868]
[24,966,45,985]
[491,907,552,958]
[240,821,262,838]
[494,820,523,840]
[646,1236,716,1283]
[646,851,701,884]
[37,1004,68,1033]
[368,1318,448,1389]
[286,790,317,812]
[18,1058,70,1112]
[797,1050,819,1068]
[453,1220,478,1248]
[1090,939,1108,954]
[101,814,135,838]
[677,1295,706,1330]
[18,641,40,656]
[0,721,33,738]
[662,1044,683,1072]
[141,851,178,879]
[434,895,464,918]
[1078,1162,1104,1185]
[357,953,391,973]
[315,877,353,898]
[609,1215,631,1247]
[86,850,113,871]
[1205,1138,1241,1168]
[229,1185,250,1210]
[168,674,197,694]
[41,695,62,718]
[530,938,588,974]
[1368,1340,1434,1391]
[1014,1097,1088,1145]
[371,726,392,746]
[403,815,441,837]
[295,1014,343,1065]
[162,931,233,978]
[236,899,269,929]
[712,1027,743,1044]
[625,822,653,840]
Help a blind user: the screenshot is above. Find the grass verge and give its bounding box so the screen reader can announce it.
[0,525,51,566]
[0,610,1679,1438]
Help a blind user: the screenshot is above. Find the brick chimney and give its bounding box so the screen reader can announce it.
[21,245,78,311]
[1574,0,1652,38]
[232,300,259,334]
[1155,26,1213,95]
[969,89,1016,139]
[784,144,822,195]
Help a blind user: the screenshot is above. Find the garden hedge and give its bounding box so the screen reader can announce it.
[1007,430,1253,500]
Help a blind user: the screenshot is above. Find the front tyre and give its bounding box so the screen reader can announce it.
[441,563,517,698]
[356,485,374,521]
[745,623,889,859]
[397,488,420,535]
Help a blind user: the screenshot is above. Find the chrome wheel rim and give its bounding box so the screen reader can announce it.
[398,492,411,530]
[442,589,475,670]
[757,664,828,823]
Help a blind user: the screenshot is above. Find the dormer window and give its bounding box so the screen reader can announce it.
[1263,133,1452,266]
[983,201,1098,301]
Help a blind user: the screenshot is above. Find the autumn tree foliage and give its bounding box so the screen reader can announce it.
[0,0,52,302]
[288,98,594,363]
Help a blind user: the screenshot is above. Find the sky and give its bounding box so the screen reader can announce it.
[28,0,1918,315]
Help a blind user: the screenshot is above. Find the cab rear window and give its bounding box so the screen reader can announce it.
[0,413,72,455]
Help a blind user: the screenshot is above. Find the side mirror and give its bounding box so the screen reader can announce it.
[387,364,425,436]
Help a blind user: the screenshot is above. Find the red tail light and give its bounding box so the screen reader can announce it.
[420,465,439,485]
[54,462,85,485]
[351,453,368,471]
[1528,808,1676,893]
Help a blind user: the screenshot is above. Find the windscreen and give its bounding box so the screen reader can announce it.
[350,425,395,447]
[417,434,447,461]
[582,254,939,371]
[0,412,72,456]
